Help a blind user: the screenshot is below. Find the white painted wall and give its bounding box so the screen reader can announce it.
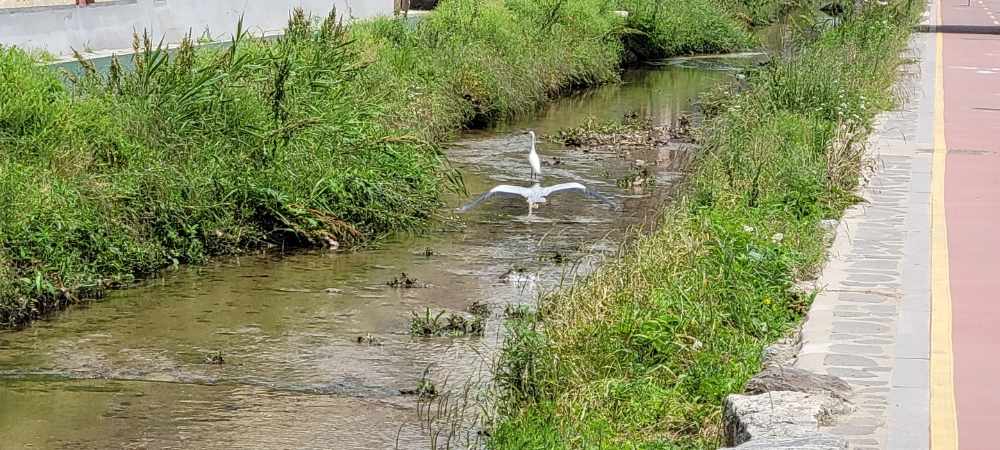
[0,0,394,56]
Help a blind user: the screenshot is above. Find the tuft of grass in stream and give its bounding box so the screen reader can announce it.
[488,0,921,448]
[410,307,486,337]
[0,0,783,328]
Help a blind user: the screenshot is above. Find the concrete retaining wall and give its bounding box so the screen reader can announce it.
[0,0,394,56]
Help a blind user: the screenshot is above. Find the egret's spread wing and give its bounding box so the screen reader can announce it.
[541,182,588,195]
[457,185,530,212]
[543,183,618,209]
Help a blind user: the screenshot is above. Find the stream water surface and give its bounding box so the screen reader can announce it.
[0,58,760,449]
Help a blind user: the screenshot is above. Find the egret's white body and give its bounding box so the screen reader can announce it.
[527,131,541,181]
[458,182,617,215]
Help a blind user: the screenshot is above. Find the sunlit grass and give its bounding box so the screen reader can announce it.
[489,1,921,448]
[0,0,775,327]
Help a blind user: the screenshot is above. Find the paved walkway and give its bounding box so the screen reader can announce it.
[788,0,1000,448]
[793,26,934,450]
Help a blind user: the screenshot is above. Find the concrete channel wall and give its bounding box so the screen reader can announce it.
[0,0,394,56]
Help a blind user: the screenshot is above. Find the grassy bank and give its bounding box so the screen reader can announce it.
[0,0,767,328]
[489,1,920,448]
[351,0,762,141]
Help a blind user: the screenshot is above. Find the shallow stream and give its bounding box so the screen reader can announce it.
[0,58,761,449]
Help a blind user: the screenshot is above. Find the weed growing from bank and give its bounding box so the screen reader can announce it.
[488,0,920,448]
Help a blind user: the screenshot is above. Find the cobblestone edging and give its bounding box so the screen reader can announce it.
[719,11,935,449]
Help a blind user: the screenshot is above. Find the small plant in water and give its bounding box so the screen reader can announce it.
[540,251,568,264]
[356,333,382,345]
[401,377,438,399]
[616,165,656,190]
[469,301,490,317]
[411,307,445,335]
[204,351,225,365]
[410,307,485,337]
[387,272,418,288]
[503,304,532,320]
[499,264,527,282]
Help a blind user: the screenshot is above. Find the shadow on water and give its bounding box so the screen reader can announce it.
[0,58,755,449]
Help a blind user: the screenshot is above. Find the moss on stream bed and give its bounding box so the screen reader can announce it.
[488,1,921,448]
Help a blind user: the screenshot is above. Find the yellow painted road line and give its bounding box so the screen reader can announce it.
[931,0,960,447]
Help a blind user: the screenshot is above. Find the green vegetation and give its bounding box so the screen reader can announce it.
[619,0,757,60]
[351,0,764,141]
[0,0,773,328]
[0,15,447,327]
[489,0,920,448]
[410,307,486,337]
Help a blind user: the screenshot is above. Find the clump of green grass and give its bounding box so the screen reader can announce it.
[401,376,439,399]
[350,0,627,140]
[489,0,920,448]
[410,307,486,337]
[387,273,421,288]
[618,0,759,60]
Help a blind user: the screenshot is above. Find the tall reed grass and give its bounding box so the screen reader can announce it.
[489,0,920,448]
[351,0,763,141]
[0,12,450,326]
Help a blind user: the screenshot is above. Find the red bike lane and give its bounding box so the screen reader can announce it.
[941,0,1000,447]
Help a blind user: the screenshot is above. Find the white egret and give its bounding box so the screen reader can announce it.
[458,182,617,215]
[527,131,541,181]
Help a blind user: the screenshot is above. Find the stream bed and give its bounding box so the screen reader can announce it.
[0,58,761,449]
